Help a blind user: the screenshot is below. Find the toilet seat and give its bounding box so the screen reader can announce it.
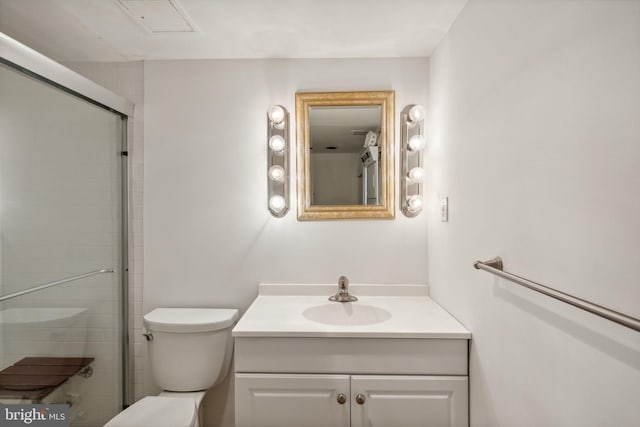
[104,396,196,427]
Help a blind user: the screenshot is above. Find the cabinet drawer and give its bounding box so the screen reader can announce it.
[235,337,468,375]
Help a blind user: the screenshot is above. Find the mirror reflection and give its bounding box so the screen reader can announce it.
[296,91,395,220]
[309,105,382,206]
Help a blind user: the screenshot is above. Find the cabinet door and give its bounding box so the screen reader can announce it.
[351,375,468,427]
[235,373,350,427]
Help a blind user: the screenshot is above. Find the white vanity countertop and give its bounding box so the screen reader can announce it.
[232,284,471,339]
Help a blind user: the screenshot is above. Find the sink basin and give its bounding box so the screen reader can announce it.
[302,303,392,326]
[233,284,472,339]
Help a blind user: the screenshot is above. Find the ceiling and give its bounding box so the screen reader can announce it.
[0,0,467,62]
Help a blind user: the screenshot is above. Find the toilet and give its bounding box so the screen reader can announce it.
[105,307,239,427]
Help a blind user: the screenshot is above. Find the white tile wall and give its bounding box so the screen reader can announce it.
[65,61,145,403]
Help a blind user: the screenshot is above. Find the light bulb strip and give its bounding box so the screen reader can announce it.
[400,104,425,217]
[267,105,289,217]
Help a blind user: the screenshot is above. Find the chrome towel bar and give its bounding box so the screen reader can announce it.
[0,269,114,302]
[474,257,640,332]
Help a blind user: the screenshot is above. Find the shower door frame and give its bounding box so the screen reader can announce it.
[0,32,135,409]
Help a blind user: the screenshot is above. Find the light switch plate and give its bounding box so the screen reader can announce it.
[440,197,449,222]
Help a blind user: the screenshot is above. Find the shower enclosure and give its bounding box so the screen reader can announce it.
[0,35,131,426]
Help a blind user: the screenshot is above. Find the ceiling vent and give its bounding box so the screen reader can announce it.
[115,0,198,33]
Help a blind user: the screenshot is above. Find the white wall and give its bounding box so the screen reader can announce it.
[428,1,640,426]
[144,58,429,425]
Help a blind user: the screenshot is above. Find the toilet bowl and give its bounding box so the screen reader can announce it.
[104,308,239,427]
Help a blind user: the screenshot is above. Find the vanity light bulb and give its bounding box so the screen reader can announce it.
[268,165,285,182]
[407,195,424,213]
[408,105,425,123]
[408,134,426,151]
[407,167,425,183]
[269,195,286,213]
[268,105,285,125]
[269,135,286,154]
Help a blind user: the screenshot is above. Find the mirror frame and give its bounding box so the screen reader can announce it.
[295,90,395,220]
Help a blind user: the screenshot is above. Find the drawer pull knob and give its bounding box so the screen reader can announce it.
[337,393,347,404]
[355,393,366,405]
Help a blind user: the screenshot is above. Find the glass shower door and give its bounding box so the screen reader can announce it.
[0,62,126,427]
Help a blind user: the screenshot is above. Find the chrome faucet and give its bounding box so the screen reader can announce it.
[329,276,358,302]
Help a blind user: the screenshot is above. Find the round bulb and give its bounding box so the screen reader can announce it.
[407,195,424,213]
[408,134,426,151]
[269,195,286,213]
[407,167,425,183]
[408,105,425,123]
[268,165,285,182]
[269,135,286,153]
[268,105,285,124]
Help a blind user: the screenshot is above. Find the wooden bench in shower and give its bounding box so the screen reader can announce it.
[0,357,94,402]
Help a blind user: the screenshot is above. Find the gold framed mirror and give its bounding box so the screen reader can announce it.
[295,90,395,220]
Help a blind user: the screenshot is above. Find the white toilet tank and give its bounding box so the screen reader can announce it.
[143,308,239,392]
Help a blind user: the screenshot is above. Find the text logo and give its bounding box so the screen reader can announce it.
[1,404,69,427]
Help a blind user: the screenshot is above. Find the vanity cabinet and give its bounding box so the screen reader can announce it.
[234,337,469,427]
[232,284,471,427]
[235,373,468,427]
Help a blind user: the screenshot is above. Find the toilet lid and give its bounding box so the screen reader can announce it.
[144,308,239,333]
[104,396,196,427]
